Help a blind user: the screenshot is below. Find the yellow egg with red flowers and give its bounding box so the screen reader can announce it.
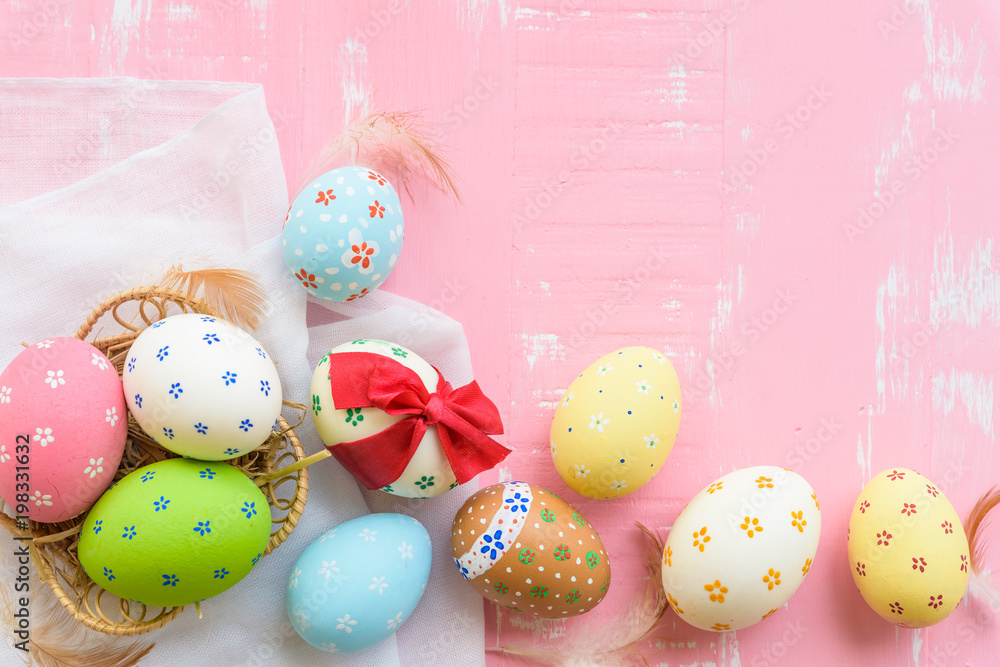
[848,468,969,628]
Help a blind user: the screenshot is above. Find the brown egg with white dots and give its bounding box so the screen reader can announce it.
[450,481,611,617]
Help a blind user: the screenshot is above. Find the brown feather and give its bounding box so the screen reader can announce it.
[0,579,153,667]
[299,110,462,204]
[158,266,267,331]
[966,485,1000,575]
[486,522,671,666]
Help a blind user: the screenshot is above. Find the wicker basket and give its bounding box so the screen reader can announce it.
[0,285,309,636]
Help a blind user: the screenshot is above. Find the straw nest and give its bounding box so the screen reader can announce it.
[0,282,309,637]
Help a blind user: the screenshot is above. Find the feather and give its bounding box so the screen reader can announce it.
[487,523,671,666]
[0,574,153,667]
[298,110,461,204]
[157,266,267,331]
[965,486,1000,606]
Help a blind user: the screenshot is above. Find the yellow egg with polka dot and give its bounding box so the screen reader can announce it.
[847,468,969,628]
[550,346,680,499]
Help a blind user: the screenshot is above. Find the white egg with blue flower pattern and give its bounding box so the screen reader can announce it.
[286,513,432,654]
[282,165,404,302]
[122,314,282,460]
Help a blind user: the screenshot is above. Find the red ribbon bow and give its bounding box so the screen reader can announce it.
[326,351,510,490]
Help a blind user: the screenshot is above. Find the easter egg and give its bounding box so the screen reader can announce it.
[286,513,432,653]
[451,481,611,617]
[662,466,820,632]
[282,166,404,302]
[78,458,271,607]
[0,337,126,523]
[122,314,282,460]
[551,346,681,499]
[312,339,507,498]
[847,468,969,627]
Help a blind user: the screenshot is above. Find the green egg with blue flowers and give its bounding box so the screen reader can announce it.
[78,458,271,607]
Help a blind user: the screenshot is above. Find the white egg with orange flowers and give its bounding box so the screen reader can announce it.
[662,466,821,632]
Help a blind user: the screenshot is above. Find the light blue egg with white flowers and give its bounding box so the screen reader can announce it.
[282,166,404,302]
[286,513,432,654]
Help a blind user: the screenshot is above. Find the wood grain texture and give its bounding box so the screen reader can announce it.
[3,0,1000,665]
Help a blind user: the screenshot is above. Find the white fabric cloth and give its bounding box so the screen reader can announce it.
[0,79,485,667]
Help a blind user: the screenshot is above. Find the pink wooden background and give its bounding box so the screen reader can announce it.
[4,0,1000,664]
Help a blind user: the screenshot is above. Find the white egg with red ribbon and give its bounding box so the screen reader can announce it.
[309,339,509,498]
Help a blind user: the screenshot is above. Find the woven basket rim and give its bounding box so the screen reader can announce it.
[1,284,309,636]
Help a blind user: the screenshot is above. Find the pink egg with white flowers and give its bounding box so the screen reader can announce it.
[0,337,127,523]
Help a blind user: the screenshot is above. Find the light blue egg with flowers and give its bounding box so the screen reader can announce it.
[286,513,432,654]
[282,166,404,302]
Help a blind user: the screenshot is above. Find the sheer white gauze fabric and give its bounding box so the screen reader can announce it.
[0,79,485,667]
